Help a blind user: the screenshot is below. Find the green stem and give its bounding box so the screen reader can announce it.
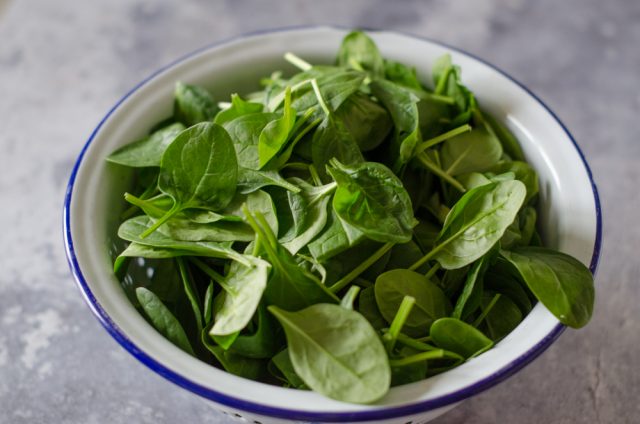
[329,242,395,293]
[340,286,361,310]
[394,332,439,351]
[310,78,331,117]
[424,263,441,280]
[408,245,441,272]
[284,52,312,71]
[389,349,463,367]
[176,258,203,332]
[189,257,225,284]
[422,92,455,104]
[124,192,167,217]
[139,202,182,238]
[472,293,501,327]
[417,152,466,193]
[384,296,415,352]
[255,211,279,248]
[308,164,323,186]
[415,124,472,155]
[434,66,452,95]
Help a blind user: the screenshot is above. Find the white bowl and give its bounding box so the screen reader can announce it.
[63,26,602,423]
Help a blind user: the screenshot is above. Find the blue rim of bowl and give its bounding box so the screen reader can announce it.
[63,25,602,422]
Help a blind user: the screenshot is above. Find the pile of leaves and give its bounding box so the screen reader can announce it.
[107,31,594,404]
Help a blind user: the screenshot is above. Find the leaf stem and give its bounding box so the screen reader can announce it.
[424,263,441,280]
[415,124,472,155]
[340,286,361,310]
[310,78,331,117]
[139,201,182,238]
[329,242,395,293]
[189,257,225,284]
[472,293,501,327]
[417,152,466,193]
[389,349,463,367]
[384,295,415,352]
[284,52,312,71]
[308,164,323,186]
[393,332,439,351]
[408,245,440,272]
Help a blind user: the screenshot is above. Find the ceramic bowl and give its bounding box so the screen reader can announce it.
[63,26,602,424]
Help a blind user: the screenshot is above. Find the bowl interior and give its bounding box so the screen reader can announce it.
[66,27,599,417]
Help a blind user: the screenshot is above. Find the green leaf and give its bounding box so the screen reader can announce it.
[369,79,421,170]
[174,82,218,126]
[269,304,391,403]
[500,247,594,328]
[384,60,423,90]
[357,286,387,330]
[272,349,306,388]
[336,30,384,77]
[223,112,278,169]
[335,92,392,152]
[259,88,296,167]
[228,304,283,359]
[237,167,301,194]
[210,256,271,336]
[135,287,194,355]
[486,161,539,203]
[440,128,503,176]
[430,317,493,359]
[106,123,185,167]
[328,160,416,243]
[375,269,451,337]
[481,292,523,341]
[311,113,364,181]
[428,180,526,269]
[202,325,265,379]
[214,94,264,126]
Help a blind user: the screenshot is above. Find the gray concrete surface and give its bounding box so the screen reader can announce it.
[0,0,637,422]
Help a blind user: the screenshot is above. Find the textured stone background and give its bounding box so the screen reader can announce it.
[0,0,638,423]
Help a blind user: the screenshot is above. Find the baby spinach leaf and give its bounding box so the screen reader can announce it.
[482,112,525,161]
[481,292,522,341]
[202,325,265,380]
[370,79,421,170]
[136,287,194,355]
[384,60,422,91]
[358,286,387,330]
[272,349,306,389]
[223,112,278,170]
[269,304,391,403]
[142,123,238,237]
[311,113,364,181]
[214,94,264,126]
[307,209,365,262]
[430,317,493,359]
[375,269,451,336]
[174,82,218,126]
[336,30,384,77]
[281,180,334,254]
[106,123,185,167]
[335,92,392,152]
[328,160,416,243]
[210,256,271,336]
[419,180,526,270]
[118,216,246,263]
[486,161,539,204]
[237,167,300,194]
[176,258,203,334]
[258,87,296,168]
[500,247,594,328]
[228,304,283,359]
[440,128,503,176]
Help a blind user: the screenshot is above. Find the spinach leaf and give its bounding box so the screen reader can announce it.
[336,30,384,77]
[136,287,194,355]
[237,167,301,194]
[272,349,306,389]
[106,123,185,167]
[223,112,278,169]
[335,92,392,152]
[500,247,594,328]
[481,292,523,341]
[141,122,238,237]
[258,87,296,167]
[357,286,387,330]
[210,256,271,336]
[311,112,364,181]
[269,304,391,403]
[202,325,265,380]
[375,269,451,337]
[228,304,283,359]
[280,180,334,254]
[174,82,218,126]
[328,160,416,243]
[430,317,493,359]
[307,209,365,261]
[452,249,495,320]
[214,94,264,126]
[440,128,503,176]
[370,79,421,170]
[416,180,526,270]
[384,60,422,90]
[486,161,539,203]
